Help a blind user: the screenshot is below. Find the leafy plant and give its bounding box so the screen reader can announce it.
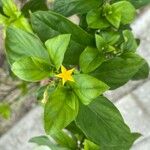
[0,0,32,35]
[1,0,150,149]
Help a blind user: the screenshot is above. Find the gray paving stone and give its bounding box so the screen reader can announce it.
[105,80,145,102]
[132,8,150,42]
[132,7,150,66]
[0,106,44,150]
[0,86,37,136]
[33,146,50,150]
[137,40,150,65]
[115,95,150,141]
[132,80,150,115]
[131,136,150,150]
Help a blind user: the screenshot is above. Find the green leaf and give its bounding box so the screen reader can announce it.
[80,47,105,73]
[130,0,150,8]
[91,52,145,89]
[0,13,7,25]
[44,86,79,134]
[12,57,51,82]
[31,11,94,46]
[112,1,136,25]
[51,131,77,149]
[45,34,71,70]
[29,136,69,150]
[36,85,48,101]
[31,11,94,65]
[95,34,106,52]
[103,3,121,28]
[84,139,99,150]
[0,1,4,15]
[22,0,48,17]
[66,121,83,135]
[53,0,102,17]
[40,85,56,104]
[111,0,150,9]
[0,103,11,119]
[1,0,19,17]
[12,15,33,33]
[95,34,118,54]
[0,0,32,33]
[70,74,109,105]
[64,41,85,65]
[79,14,88,30]
[31,15,84,65]
[132,61,149,80]
[29,136,54,148]
[76,96,141,150]
[121,30,137,52]
[5,27,50,65]
[86,8,110,29]
[100,30,120,45]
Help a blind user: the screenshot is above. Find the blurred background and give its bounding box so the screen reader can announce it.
[0,1,150,150]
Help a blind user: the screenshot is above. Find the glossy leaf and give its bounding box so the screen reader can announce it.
[111,0,150,9]
[95,34,117,54]
[51,131,77,149]
[44,86,79,134]
[104,3,121,28]
[86,8,110,29]
[12,57,51,82]
[66,121,83,135]
[31,11,94,46]
[112,1,136,25]
[76,96,141,150]
[132,61,149,80]
[80,47,105,73]
[95,34,106,52]
[92,53,145,89]
[130,0,150,8]
[12,15,33,33]
[22,0,48,17]
[29,136,54,148]
[0,0,32,33]
[29,136,69,150]
[0,13,7,25]
[31,11,94,65]
[27,16,84,65]
[70,74,109,105]
[121,30,138,52]
[53,0,102,17]
[45,34,71,70]
[5,27,50,65]
[100,30,120,45]
[84,140,99,150]
[64,41,84,65]
[0,1,3,15]
[1,0,19,17]
[36,85,55,102]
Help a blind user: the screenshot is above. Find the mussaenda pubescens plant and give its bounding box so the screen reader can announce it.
[0,0,150,149]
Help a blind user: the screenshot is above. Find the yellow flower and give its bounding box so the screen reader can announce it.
[56,65,75,85]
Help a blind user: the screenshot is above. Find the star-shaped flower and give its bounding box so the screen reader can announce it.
[56,65,75,85]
